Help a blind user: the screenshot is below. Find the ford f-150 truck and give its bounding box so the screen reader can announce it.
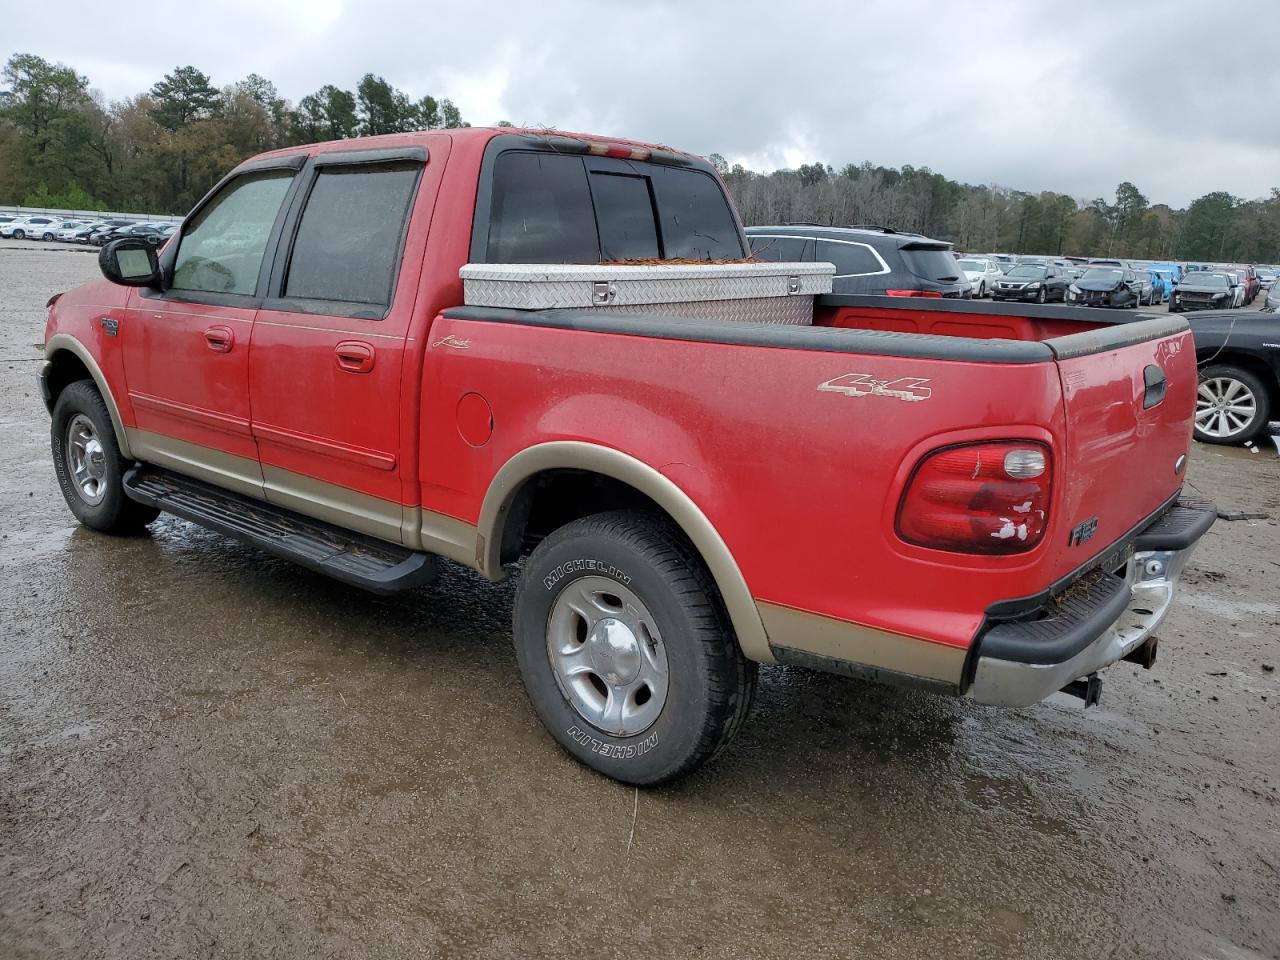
[40,127,1215,785]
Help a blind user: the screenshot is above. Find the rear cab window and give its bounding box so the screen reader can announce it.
[482,149,745,264]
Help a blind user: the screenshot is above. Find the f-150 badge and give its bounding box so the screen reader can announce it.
[817,373,932,402]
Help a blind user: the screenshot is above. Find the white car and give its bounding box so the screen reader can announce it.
[55,220,97,242]
[956,257,1003,298]
[1226,271,1245,308]
[0,215,61,240]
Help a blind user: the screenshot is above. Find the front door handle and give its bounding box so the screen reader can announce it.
[335,340,375,374]
[204,325,234,353]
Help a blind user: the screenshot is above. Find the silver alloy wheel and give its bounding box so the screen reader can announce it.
[65,413,108,505]
[1195,377,1258,439]
[546,575,669,736]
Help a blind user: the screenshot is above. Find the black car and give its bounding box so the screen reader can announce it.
[745,225,970,298]
[991,264,1069,303]
[1066,267,1141,308]
[1188,311,1279,444]
[1170,272,1236,312]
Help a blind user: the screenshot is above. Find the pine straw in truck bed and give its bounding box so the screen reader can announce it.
[590,257,765,266]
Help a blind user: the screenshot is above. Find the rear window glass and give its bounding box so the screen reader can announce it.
[487,152,599,263]
[748,236,813,262]
[590,173,659,261]
[485,151,745,263]
[817,240,883,276]
[901,247,962,282]
[647,165,744,260]
[285,163,420,306]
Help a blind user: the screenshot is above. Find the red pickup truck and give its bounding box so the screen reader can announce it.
[40,127,1214,785]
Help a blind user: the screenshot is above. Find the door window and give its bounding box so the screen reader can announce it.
[284,163,421,307]
[171,171,295,295]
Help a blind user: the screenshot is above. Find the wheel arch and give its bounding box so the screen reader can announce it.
[43,334,133,459]
[1197,350,1280,401]
[479,442,773,662]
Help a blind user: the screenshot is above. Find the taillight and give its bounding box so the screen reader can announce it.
[885,289,943,298]
[897,441,1052,555]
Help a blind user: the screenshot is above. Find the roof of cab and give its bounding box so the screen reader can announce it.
[243,126,704,165]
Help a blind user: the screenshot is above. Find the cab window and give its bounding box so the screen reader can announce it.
[171,171,295,296]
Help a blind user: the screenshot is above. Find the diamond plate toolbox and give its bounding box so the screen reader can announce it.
[459,262,835,325]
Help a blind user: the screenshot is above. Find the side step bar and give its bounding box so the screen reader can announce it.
[123,465,438,595]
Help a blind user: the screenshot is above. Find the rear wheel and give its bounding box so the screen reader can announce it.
[1194,365,1272,445]
[51,381,159,533]
[513,510,756,785]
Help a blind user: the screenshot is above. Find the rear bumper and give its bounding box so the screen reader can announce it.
[968,496,1216,707]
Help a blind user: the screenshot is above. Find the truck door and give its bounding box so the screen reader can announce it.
[122,163,301,497]
[248,146,432,545]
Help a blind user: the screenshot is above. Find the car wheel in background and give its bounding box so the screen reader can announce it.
[513,510,756,785]
[1036,287,1046,304]
[978,282,986,298]
[12,229,24,240]
[1194,365,1272,446]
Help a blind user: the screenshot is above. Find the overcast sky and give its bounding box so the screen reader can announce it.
[4,0,1276,208]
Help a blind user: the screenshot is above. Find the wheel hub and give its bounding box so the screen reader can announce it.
[545,576,670,737]
[585,618,642,686]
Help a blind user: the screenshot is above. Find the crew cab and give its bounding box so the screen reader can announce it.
[40,128,1214,785]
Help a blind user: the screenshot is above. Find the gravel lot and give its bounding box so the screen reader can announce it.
[1,242,1278,960]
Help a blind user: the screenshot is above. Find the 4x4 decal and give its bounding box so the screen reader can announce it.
[817,373,932,402]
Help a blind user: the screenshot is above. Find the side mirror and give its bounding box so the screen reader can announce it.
[99,237,161,288]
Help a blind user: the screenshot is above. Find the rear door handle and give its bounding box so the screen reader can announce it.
[335,340,375,374]
[204,325,234,353]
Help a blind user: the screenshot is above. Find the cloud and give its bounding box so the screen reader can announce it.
[3,0,1276,207]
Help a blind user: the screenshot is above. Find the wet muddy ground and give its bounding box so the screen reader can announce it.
[1,242,1278,959]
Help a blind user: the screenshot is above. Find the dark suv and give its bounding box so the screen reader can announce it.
[745,225,969,298]
[992,263,1070,303]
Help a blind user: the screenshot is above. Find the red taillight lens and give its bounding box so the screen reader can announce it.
[885,289,943,298]
[897,441,1052,555]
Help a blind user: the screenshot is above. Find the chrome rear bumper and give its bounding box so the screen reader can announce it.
[969,498,1215,707]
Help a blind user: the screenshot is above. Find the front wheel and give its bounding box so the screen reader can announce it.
[1035,287,1046,304]
[1195,365,1272,445]
[12,229,24,240]
[513,510,757,785]
[51,381,159,533]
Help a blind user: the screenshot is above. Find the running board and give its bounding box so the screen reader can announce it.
[123,465,437,594]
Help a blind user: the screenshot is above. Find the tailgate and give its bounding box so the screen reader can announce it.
[1043,316,1196,579]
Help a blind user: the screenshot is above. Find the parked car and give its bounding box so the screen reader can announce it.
[40,128,1213,785]
[1257,268,1277,291]
[1226,271,1246,308]
[62,222,104,244]
[746,225,970,298]
[1170,272,1237,312]
[956,256,1003,298]
[53,220,95,242]
[0,215,61,239]
[1089,258,1129,268]
[1237,265,1260,304]
[1148,264,1180,301]
[1128,269,1158,306]
[991,263,1070,302]
[89,221,138,246]
[1187,310,1280,444]
[0,214,19,228]
[1067,266,1141,308]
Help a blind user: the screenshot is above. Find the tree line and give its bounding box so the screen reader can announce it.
[2,53,1276,263]
[712,158,1280,264]
[0,54,470,215]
